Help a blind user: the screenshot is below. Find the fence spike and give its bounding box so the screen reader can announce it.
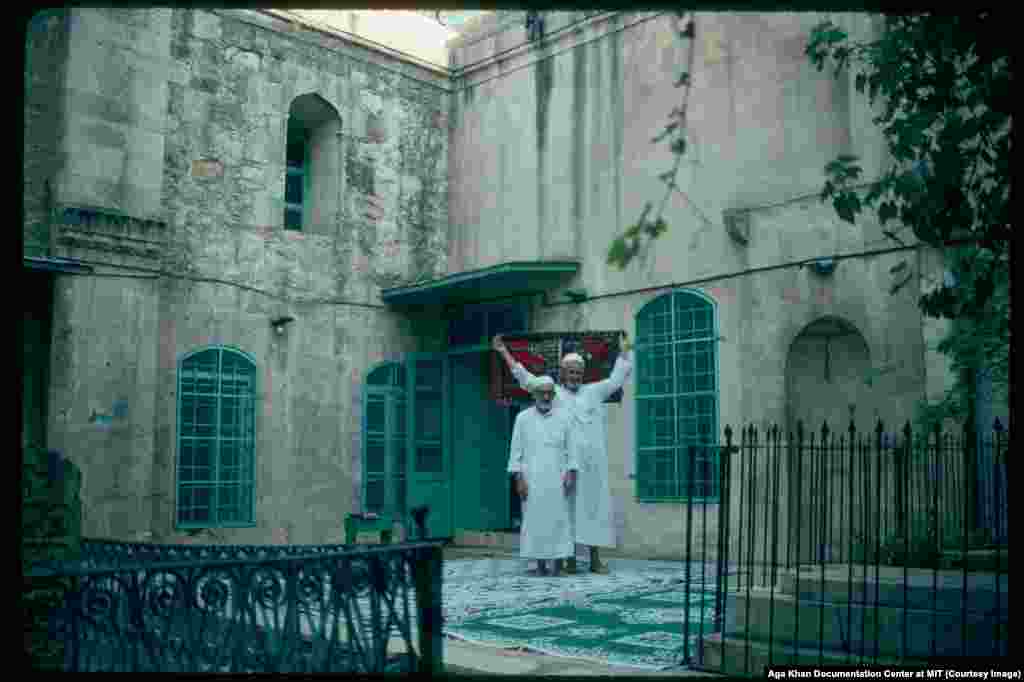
[848,419,856,438]
[796,419,804,444]
[821,420,830,442]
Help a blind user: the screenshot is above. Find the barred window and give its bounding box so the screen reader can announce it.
[177,347,256,527]
[635,291,719,502]
[363,362,407,518]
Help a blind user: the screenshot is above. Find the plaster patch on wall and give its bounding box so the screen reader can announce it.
[192,158,224,178]
[706,286,735,304]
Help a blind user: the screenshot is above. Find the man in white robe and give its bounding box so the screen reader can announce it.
[507,375,579,577]
[495,333,634,574]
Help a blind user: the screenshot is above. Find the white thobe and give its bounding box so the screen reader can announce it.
[506,406,580,560]
[512,351,633,548]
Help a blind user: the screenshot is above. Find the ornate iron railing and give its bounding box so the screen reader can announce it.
[27,541,444,673]
[73,538,360,569]
[692,418,1009,675]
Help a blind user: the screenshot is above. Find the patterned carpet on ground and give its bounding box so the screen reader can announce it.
[440,559,720,670]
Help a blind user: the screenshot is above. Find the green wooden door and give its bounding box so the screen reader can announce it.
[363,386,406,519]
[451,352,511,532]
[406,353,452,539]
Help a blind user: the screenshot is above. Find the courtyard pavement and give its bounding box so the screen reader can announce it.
[436,546,725,677]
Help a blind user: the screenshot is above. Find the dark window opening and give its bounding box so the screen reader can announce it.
[285,126,306,231]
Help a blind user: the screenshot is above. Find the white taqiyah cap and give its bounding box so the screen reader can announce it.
[561,352,585,367]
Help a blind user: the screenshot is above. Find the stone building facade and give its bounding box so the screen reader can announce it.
[23,9,982,556]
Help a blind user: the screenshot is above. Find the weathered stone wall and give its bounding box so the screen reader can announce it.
[450,12,931,558]
[23,10,70,258]
[46,274,161,540]
[162,9,450,301]
[34,8,450,544]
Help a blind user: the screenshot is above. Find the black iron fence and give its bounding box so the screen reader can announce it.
[683,419,1009,675]
[26,540,445,673]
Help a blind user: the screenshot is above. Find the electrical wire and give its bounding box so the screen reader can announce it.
[540,242,926,308]
[49,258,387,309]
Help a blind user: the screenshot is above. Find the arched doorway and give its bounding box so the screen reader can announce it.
[784,316,871,564]
[785,316,871,436]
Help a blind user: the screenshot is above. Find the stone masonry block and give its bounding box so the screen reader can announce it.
[190,10,222,40]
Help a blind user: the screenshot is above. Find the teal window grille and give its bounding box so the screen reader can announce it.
[284,163,304,231]
[635,290,719,502]
[363,362,407,518]
[177,347,256,527]
[284,115,307,231]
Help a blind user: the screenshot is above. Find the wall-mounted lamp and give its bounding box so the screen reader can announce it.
[271,315,295,335]
[811,258,836,276]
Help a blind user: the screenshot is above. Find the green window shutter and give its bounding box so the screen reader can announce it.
[177,347,256,528]
[365,391,388,514]
[362,363,409,519]
[635,291,719,502]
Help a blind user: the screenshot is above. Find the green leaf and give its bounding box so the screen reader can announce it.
[834,193,861,224]
[646,218,669,238]
[855,73,867,93]
[670,137,687,155]
[606,237,627,268]
[878,201,898,225]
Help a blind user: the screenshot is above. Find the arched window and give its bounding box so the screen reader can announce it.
[634,290,719,502]
[177,347,256,527]
[284,94,342,234]
[363,362,407,518]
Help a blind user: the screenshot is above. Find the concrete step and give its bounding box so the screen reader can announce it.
[697,633,928,676]
[723,587,1008,659]
[776,564,1009,613]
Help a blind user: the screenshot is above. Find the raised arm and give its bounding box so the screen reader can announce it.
[493,334,537,391]
[592,332,634,402]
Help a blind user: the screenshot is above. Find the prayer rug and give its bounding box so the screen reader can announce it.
[440,558,698,625]
[443,583,720,670]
